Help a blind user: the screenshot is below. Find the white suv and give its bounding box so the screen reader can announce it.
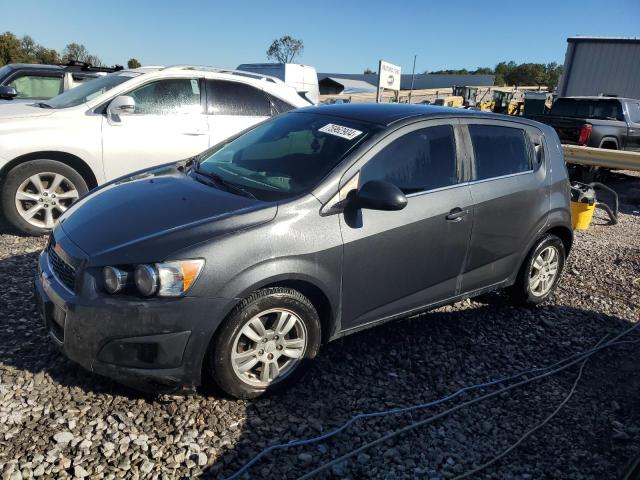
[0,66,310,234]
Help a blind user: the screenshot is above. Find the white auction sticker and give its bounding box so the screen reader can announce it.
[318,123,363,140]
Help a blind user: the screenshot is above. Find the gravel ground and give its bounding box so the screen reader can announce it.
[1,172,639,480]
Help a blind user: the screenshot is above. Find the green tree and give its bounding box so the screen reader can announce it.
[34,46,60,64]
[266,35,304,63]
[127,58,141,68]
[62,42,102,66]
[0,31,26,66]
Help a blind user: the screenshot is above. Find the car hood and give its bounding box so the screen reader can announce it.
[0,101,55,119]
[58,166,277,265]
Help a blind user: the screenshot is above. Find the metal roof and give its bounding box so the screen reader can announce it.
[318,73,495,90]
[319,77,377,94]
[567,36,640,44]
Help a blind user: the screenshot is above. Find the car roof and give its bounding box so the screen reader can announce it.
[4,63,64,71]
[293,103,539,127]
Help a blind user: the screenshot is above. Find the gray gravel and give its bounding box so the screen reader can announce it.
[1,172,639,479]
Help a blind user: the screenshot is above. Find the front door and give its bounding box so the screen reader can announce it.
[339,122,474,330]
[102,77,209,180]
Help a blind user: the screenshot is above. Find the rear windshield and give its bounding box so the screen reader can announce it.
[550,98,624,121]
[196,112,371,201]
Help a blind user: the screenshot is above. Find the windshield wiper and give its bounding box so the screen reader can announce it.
[32,102,52,109]
[193,168,257,199]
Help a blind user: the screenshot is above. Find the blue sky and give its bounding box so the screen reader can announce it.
[3,0,639,73]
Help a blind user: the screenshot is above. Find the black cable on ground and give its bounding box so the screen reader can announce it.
[297,322,640,480]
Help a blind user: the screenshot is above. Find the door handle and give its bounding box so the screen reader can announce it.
[446,208,469,222]
[183,131,207,136]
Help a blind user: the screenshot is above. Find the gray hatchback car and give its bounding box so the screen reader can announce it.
[34,104,572,398]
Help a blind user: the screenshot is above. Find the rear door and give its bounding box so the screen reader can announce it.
[102,77,209,180]
[459,120,549,293]
[205,79,272,146]
[339,120,474,330]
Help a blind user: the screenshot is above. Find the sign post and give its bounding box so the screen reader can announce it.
[377,60,401,103]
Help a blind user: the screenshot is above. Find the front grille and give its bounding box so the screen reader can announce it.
[47,243,77,291]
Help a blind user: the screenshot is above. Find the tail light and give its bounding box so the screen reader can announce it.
[578,124,592,146]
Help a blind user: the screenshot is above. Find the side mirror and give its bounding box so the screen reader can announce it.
[107,95,136,118]
[0,86,18,100]
[351,180,407,211]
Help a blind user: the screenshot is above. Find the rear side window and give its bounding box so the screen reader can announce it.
[267,94,295,114]
[469,124,530,180]
[207,80,271,116]
[361,125,458,194]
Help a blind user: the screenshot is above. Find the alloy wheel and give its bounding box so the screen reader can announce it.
[529,246,560,297]
[14,172,79,229]
[231,308,307,387]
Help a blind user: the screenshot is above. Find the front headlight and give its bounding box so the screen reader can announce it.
[103,259,204,297]
[155,259,205,297]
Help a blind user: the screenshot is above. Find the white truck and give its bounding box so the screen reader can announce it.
[237,63,319,105]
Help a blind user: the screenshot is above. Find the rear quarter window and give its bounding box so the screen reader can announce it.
[469,124,531,180]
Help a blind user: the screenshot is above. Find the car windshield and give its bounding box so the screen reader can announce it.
[196,112,371,201]
[0,65,13,80]
[43,71,140,109]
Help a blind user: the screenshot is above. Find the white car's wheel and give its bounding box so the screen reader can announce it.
[2,160,88,235]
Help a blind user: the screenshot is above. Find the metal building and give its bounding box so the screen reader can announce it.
[557,37,640,99]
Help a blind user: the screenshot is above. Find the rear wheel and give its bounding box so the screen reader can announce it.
[207,287,321,399]
[1,160,87,235]
[508,234,566,305]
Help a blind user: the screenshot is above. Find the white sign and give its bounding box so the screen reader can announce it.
[378,60,401,91]
[319,123,363,140]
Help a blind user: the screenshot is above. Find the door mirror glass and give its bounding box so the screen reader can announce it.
[352,180,407,211]
[0,86,18,100]
[108,95,136,116]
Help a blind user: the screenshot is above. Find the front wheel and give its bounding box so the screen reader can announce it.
[207,288,321,399]
[508,234,566,305]
[1,160,88,235]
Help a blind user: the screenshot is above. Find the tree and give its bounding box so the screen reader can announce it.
[34,46,60,64]
[127,58,141,69]
[0,31,26,66]
[266,35,303,63]
[62,42,102,66]
[363,68,375,74]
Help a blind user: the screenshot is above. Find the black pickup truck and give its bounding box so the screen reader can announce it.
[527,97,640,152]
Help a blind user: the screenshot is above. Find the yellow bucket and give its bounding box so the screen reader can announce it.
[570,201,596,230]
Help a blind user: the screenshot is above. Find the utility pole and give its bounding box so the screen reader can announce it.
[408,55,417,104]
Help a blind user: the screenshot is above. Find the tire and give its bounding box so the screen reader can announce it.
[207,287,321,399]
[507,234,566,306]
[1,160,88,236]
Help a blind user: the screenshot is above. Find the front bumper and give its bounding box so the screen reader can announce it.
[34,247,232,393]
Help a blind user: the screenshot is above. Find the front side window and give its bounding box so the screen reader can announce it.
[469,124,530,180]
[45,71,139,109]
[207,80,271,116]
[196,112,371,200]
[8,74,63,99]
[360,125,458,194]
[128,78,202,115]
